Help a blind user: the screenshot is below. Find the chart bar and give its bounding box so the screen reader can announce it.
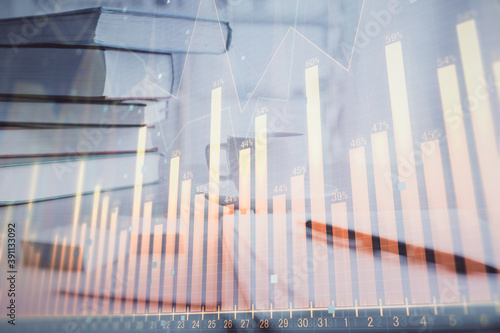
[331,202,353,307]
[40,234,58,315]
[66,223,87,314]
[191,194,206,312]
[272,194,289,309]
[238,148,252,310]
[349,146,378,306]
[124,126,148,314]
[53,237,67,314]
[371,131,404,305]
[82,186,101,314]
[207,87,222,311]
[255,114,269,309]
[64,161,85,312]
[148,223,164,313]
[221,204,235,311]
[114,229,128,314]
[290,174,309,308]
[385,41,431,304]
[163,156,180,313]
[305,65,330,307]
[102,206,119,314]
[92,195,109,313]
[494,62,500,104]
[457,20,500,232]
[421,141,461,303]
[136,201,153,313]
[176,179,193,312]
[437,64,489,301]
[29,252,41,314]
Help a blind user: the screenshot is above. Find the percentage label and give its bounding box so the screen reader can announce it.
[305,57,320,68]
[385,32,403,44]
[183,172,194,180]
[292,166,307,176]
[195,185,207,194]
[273,184,288,194]
[332,191,348,202]
[372,121,390,132]
[240,139,254,149]
[212,78,224,88]
[171,149,181,157]
[350,137,367,148]
[256,106,269,116]
[224,195,237,204]
[421,129,444,142]
[437,55,457,68]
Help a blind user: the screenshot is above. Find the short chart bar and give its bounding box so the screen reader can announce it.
[305,65,330,307]
[190,194,206,312]
[371,131,404,305]
[221,204,235,311]
[124,126,148,313]
[331,202,353,307]
[255,114,269,309]
[457,20,500,228]
[349,146,378,306]
[163,156,180,313]
[207,87,222,311]
[148,223,164,313]
[137,201,153,313]
[437,64,489,301]
[102,206,119,314]
[385,41,430,304]
[238,148,252,310]
[272,194,288,309]
[290,174,309,308]
[176,179,192,312]
[421,141,460,303]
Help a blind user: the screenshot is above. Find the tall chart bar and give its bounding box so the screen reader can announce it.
[102,206,119,314]
[191,194,206,312]
[331,202,353,307]
[371,131,404,305]
[124,126,148,313]
[114,229,128,314]
[255,114,269,309]
[437,64,489,300]
[221,205,235,311]
[176,179,193,312]
[421,141,460,303]
[385,41,430,304]
[207,87,222,311]
[137,201,153,313]
[457,22,500,263]
[64,161,85,312]
[305,65,330,307]
[163,156,180,312]
[82,186,101,313]
[290,174,309,308]
[272,194,289,309]
[349,146,377,306]
[238,148,252,310]
[148,223,164,313]
[92,196,109,313]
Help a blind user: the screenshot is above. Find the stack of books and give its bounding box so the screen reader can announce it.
[0,7,231,205]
